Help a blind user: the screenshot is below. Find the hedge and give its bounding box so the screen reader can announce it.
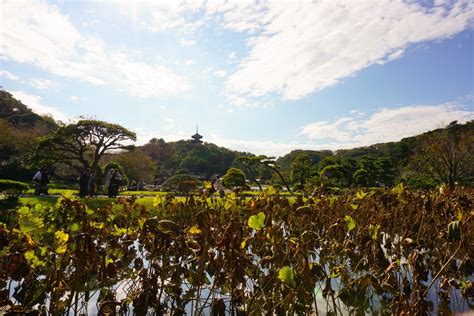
[0,179,30,197]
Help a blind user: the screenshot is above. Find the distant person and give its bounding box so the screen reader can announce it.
[108,169,122,198]
[107,169,117,197]
[129,180,137,191]
[88,171,97,197]
[214,175,225,198]
[32,169,42,195]
[79,169,90,197]
[104,168,114,190]
[40,169,50,195]
[138,179,146,191]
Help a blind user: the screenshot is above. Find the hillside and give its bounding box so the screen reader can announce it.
[140,138,250,180]
[0,90,59,180]
[0,90,58,130]
[275,120,473,188]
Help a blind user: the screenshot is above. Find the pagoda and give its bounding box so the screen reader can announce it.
[191,125,203,144]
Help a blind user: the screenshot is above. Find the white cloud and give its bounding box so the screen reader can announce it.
[30,78,54,90]
[222,0,474,102]
[163,118,175,131]
[0,70,19,81]
[300,102,474,148]
[69,96,80,102]
[214,69,227,78]
[205,135,320,157]
[228,51,238,62]
[1,1,190,98]
[178,38,197,47]
[10,90,68,122]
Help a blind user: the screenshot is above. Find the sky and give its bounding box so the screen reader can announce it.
[1,0,473,157]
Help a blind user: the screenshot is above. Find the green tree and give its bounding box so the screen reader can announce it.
[410,121,473,188]
[320,164,346,187]
[290,154,312,189]
[235,155,266,191]
[35,120,136,173]
[114,149,155,183]
[161,174,199,195]
[222,168,246,189]
[353,168,371,187]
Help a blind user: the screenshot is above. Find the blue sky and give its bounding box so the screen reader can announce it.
[1,0,473,157]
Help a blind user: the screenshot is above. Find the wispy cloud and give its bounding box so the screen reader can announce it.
[30,78,54,90]
[10,90,68,122]
[178,38,197,47]
[300,101,474,148]
[0,70,19,81]
[221,0,474,103]
[214,69,227,78]
[2,1,190,98]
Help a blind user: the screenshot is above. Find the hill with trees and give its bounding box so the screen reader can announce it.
[0,90,58,180]
[275,120,473,189]
[0,90,472,189]
[140,138,248,181]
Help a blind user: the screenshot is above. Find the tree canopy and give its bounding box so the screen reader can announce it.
[35,120,136,173]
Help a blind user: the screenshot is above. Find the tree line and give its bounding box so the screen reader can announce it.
[0,89,472,190]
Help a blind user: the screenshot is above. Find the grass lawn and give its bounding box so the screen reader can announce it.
[20,195,203,210]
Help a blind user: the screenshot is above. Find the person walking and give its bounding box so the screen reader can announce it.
[32,169,42,195]
[104,168,114,191]
[88,171,97,197]
[107,169,117,197]
[112,171,122,197]
[108,169,122,198]
[214,175,225,198]
[79,169,90,197]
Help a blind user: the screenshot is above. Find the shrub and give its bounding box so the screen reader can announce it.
[0,179,30,197]
[161,174,199,195]
[222,168,246,189]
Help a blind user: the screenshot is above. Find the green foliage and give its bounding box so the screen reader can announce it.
[35,119,136,177]
[0,179,29,197]
[0,90,57,181]
[320,164,347,187]
[248,212,265,231]
[410,121,473,188]
[222,167,246,189]
[344,214,356,232]
[142,138,243,179]
[277,149,333,171]
[353,168,371,186]
[113,148,156,183]
[278,266,296,288]
[369,224,380,240]
[161,174,199,194]
[290,153,313,188]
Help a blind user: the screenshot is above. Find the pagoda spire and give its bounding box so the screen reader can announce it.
[191,124,203,144]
